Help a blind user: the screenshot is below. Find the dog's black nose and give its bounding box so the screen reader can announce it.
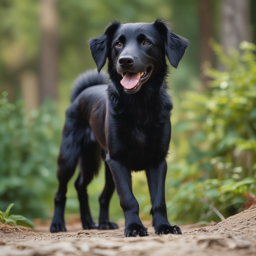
[119,56,134,67]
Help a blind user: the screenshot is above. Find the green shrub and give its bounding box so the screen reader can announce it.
[0,92,61,219]
[163,42,256,224]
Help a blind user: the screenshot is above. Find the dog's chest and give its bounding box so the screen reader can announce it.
[109,112,170,169]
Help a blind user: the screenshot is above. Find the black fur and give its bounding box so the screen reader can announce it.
[90,21,121,72]
[70,71,108,102]
[50,19,188,236]
[154,19,189,68]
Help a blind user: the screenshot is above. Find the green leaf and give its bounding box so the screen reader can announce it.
[4,203,14,218]
[0,204,34,228]
[0,211,4,223]
[4,217,16,226]
[219,178,256,193]
[9,215,35,229]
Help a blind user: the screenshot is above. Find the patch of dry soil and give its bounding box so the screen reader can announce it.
[0,206,255,256]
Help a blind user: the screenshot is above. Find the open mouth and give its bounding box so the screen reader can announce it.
[120,66,153,93]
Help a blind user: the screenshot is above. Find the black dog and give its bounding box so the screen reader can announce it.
[50,19,188,236]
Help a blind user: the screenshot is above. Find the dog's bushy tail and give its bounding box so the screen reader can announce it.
[70,70,108,102]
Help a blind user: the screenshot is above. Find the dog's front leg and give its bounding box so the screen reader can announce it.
[146,160,182,235]
[106,157,148,237]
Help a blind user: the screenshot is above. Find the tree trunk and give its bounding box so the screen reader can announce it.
[39,0,58,103]
[220,0,252,55]
[20,70,39,112]
[198,0,214,89]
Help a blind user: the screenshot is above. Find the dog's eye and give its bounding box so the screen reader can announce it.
[142,40,151,46]
[116,42,123,48]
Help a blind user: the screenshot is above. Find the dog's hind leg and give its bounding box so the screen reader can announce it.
[50,104,86,233]
[75,139,101,229]
[98,160,119,229]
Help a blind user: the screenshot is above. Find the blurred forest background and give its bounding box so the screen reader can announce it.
[0,0,256,225]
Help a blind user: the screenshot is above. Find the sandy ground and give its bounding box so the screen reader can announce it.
[0,206,256,256]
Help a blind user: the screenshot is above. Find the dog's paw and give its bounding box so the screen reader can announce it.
[50,220,67,233]
[124,223,148,237]
[99,221,119,230]
[155,224,182,235]
[82,221,98,230]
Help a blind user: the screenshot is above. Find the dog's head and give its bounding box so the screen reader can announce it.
[90,19,188,94]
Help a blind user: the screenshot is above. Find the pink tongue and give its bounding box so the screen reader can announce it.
[120,72,140,89]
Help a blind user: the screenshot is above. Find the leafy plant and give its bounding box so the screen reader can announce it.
[162,42,256,224]
[0,203,34,228]
[0,92,61,219]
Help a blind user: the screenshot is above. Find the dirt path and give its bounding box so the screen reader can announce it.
[1,206,256,256]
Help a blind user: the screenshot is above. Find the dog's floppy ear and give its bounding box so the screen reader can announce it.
[89,21,120,72]
[154,19,189,68]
